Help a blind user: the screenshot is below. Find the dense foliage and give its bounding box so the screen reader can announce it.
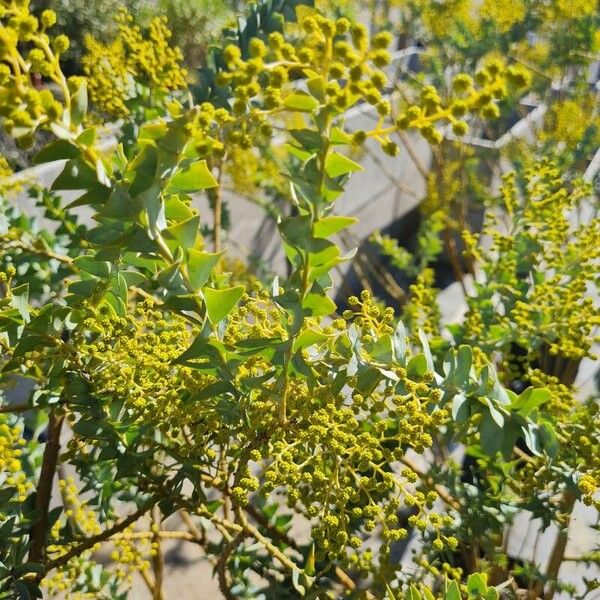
[1,0,599,599]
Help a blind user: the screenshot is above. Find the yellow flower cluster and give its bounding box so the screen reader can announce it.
[412,0,477,39]
[110,525,152,581]
[223,145,286,197]
[0,416,31,503]
[343,289,396,339]
[420,157,463,219]
[402,268,441,339]
[41,476,154,595]
[224,286,288,345]
[542,96,600,151]
[71,286,457,574]
[205,11,527,157]
[480,0,526,33]
[42,477,102,596]
[75,303,224,447]
[570,401,600,510]
[82,11,187,119]
[462,163,600,366]
[512,276,599,361]
[0,3,68,146]
[527,369,575,416]
[554,0,598,18]
[256,324,453,568]
[0,153,19,195]
[0,153,11,177]
[511,397,600,514]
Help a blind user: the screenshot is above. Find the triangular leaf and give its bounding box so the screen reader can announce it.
[204,286,245,324]
[187,249,221,290]
[166,160,218,193]
[325,152,363,178]
[313,216,358,238]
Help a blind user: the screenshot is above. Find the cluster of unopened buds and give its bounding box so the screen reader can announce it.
[0,4,70,146]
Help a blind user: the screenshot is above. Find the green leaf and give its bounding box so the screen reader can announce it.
[165,197,195,220]
[157,262,184,291]
[10,284,30,323]
[325,152,363,178]
[423,587,435,600]
[452,392,469,422]
[485,398,505,428]
[65,185,111,208]
[70,80,88,127]
[127,144,158,196]
[479,412,520,459]
[408,585,423,600]
[511,387,551,416]
[293,328,328,352]
[313,216,358,238]
[445,580,462,600]
[14,563,45,576]
[307,239,339,267]
[283,92,319,112]
[175,335,224,366]
[284,143,314,161]
[189,381,237,402]
[539,421,559,458]
[330,127,353,145]
[455,345,472,386]
[163,215,200,252]
[166,160,218,193]
[407,353,428,378]
[467,573,488,597]
[307,76,325,100]
[291,568,306,595]
[290,129,323,150]
[0,487,16,506]
[187,249,221,290]
[278,215,312,249]
[73,256,111,278]
[204,285,245,324]
[98,185,143,222]
[34,139,80,164]
[52,158,105,191]
[76,127,96,146]
[393,321,407,362]
[302,291,336,317]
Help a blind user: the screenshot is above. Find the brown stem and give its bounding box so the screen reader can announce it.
[219,446,231,522]
[397,131,429,179]
[28,411,65,563]
[442,227,468,297]
[139,567,156,595]
[216,530,246,600]
[210,162,225,254]
[541,491,576,600]
[179,509,206,544]
[213,189,222,254]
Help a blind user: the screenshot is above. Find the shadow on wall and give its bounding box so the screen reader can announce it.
[335,203,485,313]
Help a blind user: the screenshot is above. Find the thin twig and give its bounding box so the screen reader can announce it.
[36,501,153,580]
[399,456,460,510]
[151,507,164,600]
[216,530,247,600]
